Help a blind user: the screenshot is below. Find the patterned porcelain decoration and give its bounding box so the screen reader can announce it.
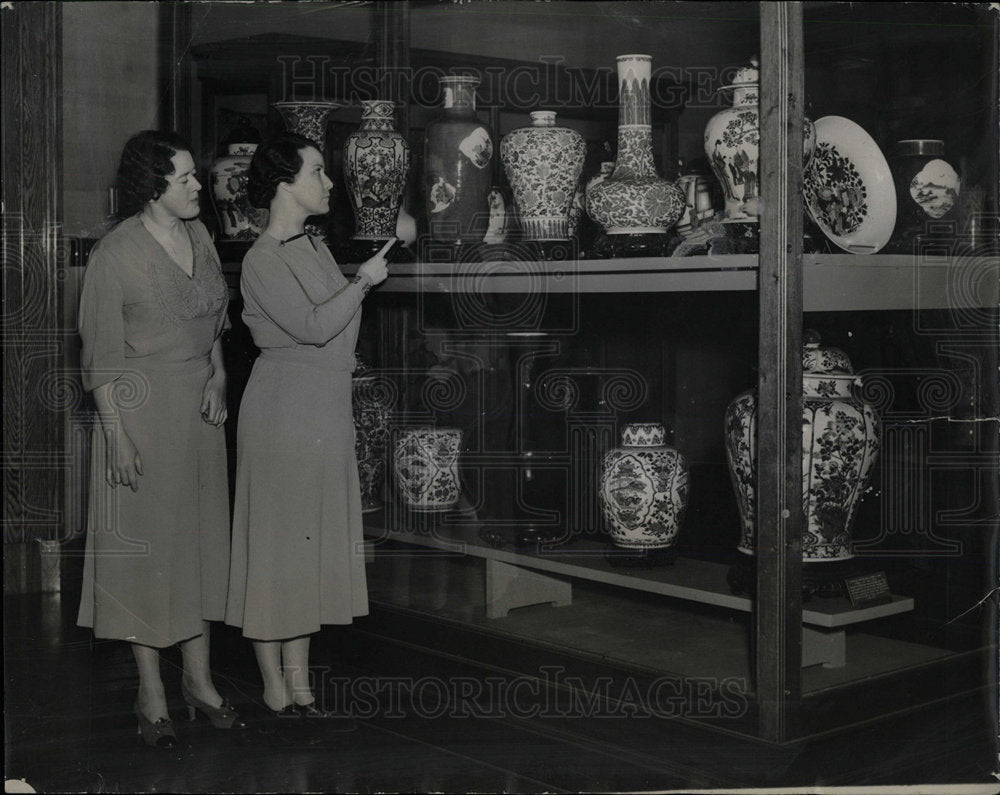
[501,111,586,240]
[393,428,463,512]
[567,181,586,240]
[352,374,393,512]
[599,422,690,550]
[209,142,268,240]
[343,100,410,241]
[587,55,686,234]
[424,76,494,244]
[724,333,880,563]
[273,101,340,150]
[909,159,961,218]
[803,116,896,254]
[703,57,815,223]
[585,161,615,202]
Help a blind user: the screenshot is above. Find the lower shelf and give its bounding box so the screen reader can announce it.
[364,513,914,668]
[363,545,971,722]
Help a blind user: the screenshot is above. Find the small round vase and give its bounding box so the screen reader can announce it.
[209,142,268,240]
[724,333,880,563]
[704,57,815,223]
[343,100,410,242]
[586,55,686,236]
[424,76,494,245]
[889,139,962,251]
[352,374,393,513]
[393,428,463,512]
[501,110,586,241]
[599,423,689,550]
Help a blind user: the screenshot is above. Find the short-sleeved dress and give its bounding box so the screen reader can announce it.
[225,233,371,641]
[77,215,231,649]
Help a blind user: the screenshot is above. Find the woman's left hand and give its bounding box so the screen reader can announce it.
[200,375,228,426]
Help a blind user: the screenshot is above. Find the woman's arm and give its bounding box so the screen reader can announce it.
[200,337,227,426]
[242,240,392,346]
[92,381,143,491]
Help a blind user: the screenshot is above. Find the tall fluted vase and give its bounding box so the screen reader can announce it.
[423,76,494,246]
[586,55,685,255]
[274,100,341,237]
[343,100,410,242]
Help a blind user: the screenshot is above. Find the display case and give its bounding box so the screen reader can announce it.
[177,1,998,743]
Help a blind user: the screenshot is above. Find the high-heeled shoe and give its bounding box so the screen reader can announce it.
[181,682,248,729]
[134,701,177,748]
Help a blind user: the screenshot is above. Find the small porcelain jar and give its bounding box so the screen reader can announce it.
[393,428,463,512]
[599,423,689,550]
[889,139,962,250]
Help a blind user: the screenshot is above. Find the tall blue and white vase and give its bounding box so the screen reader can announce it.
[725,333,880,562]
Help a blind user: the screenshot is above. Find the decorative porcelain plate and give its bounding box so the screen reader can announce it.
[803,116,896,254]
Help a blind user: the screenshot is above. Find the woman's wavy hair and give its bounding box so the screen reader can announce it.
[115,130,191,218]
[247,133,319,209]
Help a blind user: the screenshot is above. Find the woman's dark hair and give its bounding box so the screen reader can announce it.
[116,130,191,218]
[247,133,320,209]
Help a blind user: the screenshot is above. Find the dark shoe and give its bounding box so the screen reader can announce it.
[181,682,248,730]
[135,701,177,749]
[294,700,357,731]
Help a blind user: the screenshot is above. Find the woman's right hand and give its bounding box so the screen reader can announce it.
[104,427,143,491]
[356,238,396,287]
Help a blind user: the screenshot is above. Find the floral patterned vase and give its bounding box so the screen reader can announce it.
[209,142,268,240]
[352,374,393,513]
[586,55,686,235]
[393,428,463,512]
[343,100,410,241]
[724,333,880,562]
[423,76,494,245]
[273,100,340,150]
[703,57,816,223]
[599,423,689,550]
[501,111,586,241]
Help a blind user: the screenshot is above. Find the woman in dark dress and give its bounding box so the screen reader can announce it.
[226,133,392,715]
[78,131,244,747]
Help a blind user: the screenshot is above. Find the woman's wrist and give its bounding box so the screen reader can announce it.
[351,272,373,296]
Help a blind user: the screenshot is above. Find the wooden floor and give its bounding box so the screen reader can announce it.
[4,556,998,794]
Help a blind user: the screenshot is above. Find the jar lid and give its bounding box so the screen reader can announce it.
[530,110,557,127]
[222,117,261,146]
[622,423,666,447]
[802,330,854,375]
[728,56,759,88]
[895,139,945,156]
